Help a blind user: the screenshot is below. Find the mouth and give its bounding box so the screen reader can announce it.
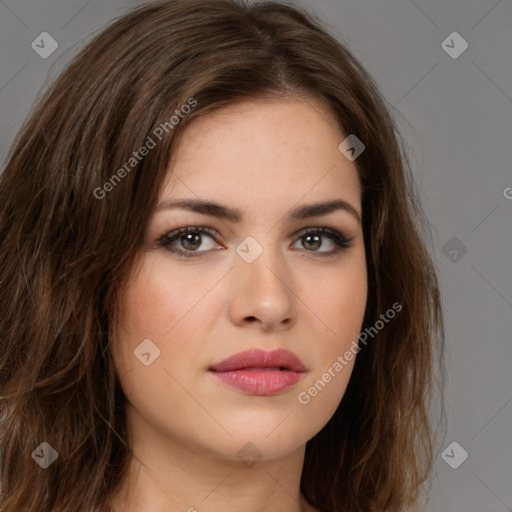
[232,366,285,370]
[208,349,306,395]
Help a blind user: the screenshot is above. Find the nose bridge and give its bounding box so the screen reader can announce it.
[231,234,296,326]
[235,233,288,287]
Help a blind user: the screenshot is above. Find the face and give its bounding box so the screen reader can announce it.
[112,97,367,464]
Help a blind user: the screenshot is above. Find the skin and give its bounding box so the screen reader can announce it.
[109,96,368,512]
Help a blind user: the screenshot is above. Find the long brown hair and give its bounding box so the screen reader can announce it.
[0,1,445,510]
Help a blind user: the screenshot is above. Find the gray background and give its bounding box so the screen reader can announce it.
[1,0,511,511]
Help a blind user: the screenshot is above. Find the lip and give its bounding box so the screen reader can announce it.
[209,348,306,373]
[208,348,307,396]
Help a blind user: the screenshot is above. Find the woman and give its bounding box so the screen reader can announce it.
[0,0,445,511]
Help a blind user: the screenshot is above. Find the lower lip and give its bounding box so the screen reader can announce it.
[209,369,304,395]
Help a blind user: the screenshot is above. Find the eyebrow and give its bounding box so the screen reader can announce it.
[155,198,362,225]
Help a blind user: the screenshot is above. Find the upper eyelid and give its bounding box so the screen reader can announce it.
[161,224,347,237]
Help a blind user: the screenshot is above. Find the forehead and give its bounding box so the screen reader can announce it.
[159,97,362,215]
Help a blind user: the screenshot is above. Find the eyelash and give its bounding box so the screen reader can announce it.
[157,226,353,259]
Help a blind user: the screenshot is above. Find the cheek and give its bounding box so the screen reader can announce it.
[112,253,224,382]
[305,255,367,342]
[335,271,367,338]
[295,267,366,429]
[117,256,199,339]
[111,259,198,416]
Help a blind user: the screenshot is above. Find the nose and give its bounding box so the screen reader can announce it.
[228,244,297,331]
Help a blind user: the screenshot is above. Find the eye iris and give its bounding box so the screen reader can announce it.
[303,234,321,251]
[181,232,201,250]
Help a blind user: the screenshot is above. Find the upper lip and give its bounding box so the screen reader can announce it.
[209,348,306,372]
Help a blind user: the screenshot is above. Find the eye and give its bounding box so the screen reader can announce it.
[158,225,353,259]
[158,226,221,258]
[292,227,352,255]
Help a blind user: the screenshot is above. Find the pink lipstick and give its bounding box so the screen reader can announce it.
[208,348,306,396]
